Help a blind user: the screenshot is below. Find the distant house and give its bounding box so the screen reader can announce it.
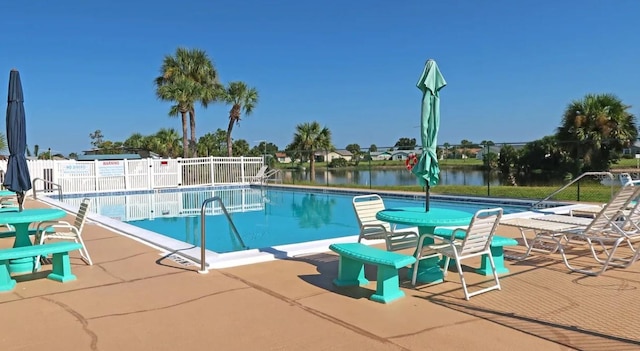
[275,152,292,163]
[390,150,422,161]
[623,139,640,156]
[369,151,392,160]
[315,149,353,162]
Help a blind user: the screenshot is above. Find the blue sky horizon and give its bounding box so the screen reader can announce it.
[2,1,640,156]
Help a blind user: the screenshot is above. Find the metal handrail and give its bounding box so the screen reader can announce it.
[198,196,247,274]
[530,171,615,210]
[32,178,64,201]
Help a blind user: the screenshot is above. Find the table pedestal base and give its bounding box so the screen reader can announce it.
[9,223,36,274]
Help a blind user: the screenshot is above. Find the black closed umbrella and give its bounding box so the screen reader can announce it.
[3,69,31,211]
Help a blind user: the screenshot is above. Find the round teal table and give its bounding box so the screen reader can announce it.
[376,207,472,284]
[0,208,66,273]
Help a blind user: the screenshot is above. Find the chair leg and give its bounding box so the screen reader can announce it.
[455,259,470,300]
[442,257,451,277]
[75,236,92,265]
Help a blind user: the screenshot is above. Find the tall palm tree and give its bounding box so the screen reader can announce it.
[221,81,259,157]
[155,47,220,158]
[156,77,198,157]
[291,121,333,182]
[155,128,182,157]
[557,93,637,171]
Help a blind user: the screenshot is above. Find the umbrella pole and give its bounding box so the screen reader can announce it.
[16,191,24,212]
[425,185,430,212]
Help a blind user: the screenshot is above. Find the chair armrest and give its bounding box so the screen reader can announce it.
[36,220,72,233]
[449,228,468,241]
[361,224,390,233]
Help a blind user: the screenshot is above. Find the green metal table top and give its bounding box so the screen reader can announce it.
[0,208,66,225]
[376,207,472,227]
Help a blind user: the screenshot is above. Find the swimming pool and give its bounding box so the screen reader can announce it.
[57,186,533,256]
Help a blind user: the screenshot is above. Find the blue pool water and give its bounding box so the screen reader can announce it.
[63,186,530,254]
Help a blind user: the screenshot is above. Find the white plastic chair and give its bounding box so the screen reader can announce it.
[352,194,418,251]
[412,207,503,300]
[34,198,93,266]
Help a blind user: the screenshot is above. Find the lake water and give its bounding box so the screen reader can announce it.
[281,168,502,187]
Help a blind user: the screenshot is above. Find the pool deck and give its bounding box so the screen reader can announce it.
[0,196,639,350]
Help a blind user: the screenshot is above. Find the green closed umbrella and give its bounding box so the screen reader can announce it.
[411,59,446,211]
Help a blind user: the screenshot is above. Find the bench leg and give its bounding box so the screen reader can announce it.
[477,247,510,276]
[47,252,77,283]
[333,256,368,287]
[370,265,405,304]
[0,261,16,292]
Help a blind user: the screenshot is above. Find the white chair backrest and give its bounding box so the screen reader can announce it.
[254,165,268,178]
[586,185,640,233]
[620,173,633,187]
[459,208,503,256]
[74,198,91,232]
[352,194,391,232]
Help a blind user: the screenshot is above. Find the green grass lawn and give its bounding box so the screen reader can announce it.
[283,181,616,204]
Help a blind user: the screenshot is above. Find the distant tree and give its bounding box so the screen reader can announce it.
[290,121,333,182]
[68,152,78,160]
[369,144,378,152]
[394,137,417,150]
[197,129,227,157]
[0,133,6,152]
[250,141,278,158]
[516,136,571,181]
[155,47,220,158]
[345,143,362,166]
[232,139,251,156]
[556,93,637,172]
[221,81,259,157]
[497,144,518,176]
[89,130,104,148]
[123,133,146,150]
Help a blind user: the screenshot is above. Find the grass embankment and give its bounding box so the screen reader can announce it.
[277,157,633,203]
[283,182,616,204]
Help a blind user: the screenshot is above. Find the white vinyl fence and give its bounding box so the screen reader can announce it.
[0,157,264,196]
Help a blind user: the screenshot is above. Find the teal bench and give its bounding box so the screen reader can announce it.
[0,227,54,239]
[433,227,518,276]
[329,243,416,303]
[0,242,83,292]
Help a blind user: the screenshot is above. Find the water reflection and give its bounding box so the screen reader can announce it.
[290,193,337,228]
[281,168,502,186]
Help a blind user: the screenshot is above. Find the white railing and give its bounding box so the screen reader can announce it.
[0,156,264,195]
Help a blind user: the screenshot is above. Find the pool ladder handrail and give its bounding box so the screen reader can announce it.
[529,171,614,210]
[198,196,247,274]
[32,178,64,201]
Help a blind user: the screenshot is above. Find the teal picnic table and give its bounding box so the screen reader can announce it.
[0,208,66,273]
[376,207,473,284]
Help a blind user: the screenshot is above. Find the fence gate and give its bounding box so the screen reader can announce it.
[151,159,180,188]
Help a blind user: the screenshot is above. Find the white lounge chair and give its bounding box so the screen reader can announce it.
[34,198,93,266]
[246,166,280,183]
[411,207,503,300]
[352,194,418,251]
[502,186,640,275]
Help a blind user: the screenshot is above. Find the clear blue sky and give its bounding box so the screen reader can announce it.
[2,0,640,155]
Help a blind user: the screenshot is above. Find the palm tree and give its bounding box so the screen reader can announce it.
[291,121,333,182]
[155,128,182,157]
[221,81,259,157]
[557,93,637,172]
[155,48,220,158]
[156,77,198,157]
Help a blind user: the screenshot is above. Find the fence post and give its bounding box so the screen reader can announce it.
[147,158,153,190]
[209,156,215,186]
[94,159,99,192]
[123,159,130,190]
[240,156,245,182]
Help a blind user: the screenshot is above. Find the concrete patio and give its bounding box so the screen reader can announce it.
[0,197,639,351]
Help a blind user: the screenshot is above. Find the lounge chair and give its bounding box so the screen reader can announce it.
[502,185,640,275]
[246,166,280,183]
[411,207,503,300]
[352,194,418,251]
[34,198,93,266]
